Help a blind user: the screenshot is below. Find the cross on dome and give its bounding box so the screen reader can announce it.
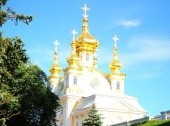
[112,35,119,48]
[71,28,77,40]
[53,40,59,52]
[81,4,90,18]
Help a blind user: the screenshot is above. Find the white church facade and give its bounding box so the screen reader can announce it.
[48,4,147,126]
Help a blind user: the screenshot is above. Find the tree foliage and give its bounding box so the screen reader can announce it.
[0,36,60,126]
[0,37,27,124]
[0,0,32,27]
[82,104,103,126]
[0,0,60,125]
[6,64,60,126]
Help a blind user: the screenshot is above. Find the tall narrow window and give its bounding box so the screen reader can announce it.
[73,76,77,85]
[116,80,120,90]
[76,117,79,126]
[86,54,89,61]
[60,107,63,114]
[60,122,63,126]
[76,122,79,126]
[65,77,68,84]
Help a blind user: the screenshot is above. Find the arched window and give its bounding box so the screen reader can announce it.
[76,122,79,126]
[76,116,79,126]
[116,80,120,90]
[73,76,77,85]
[60,122,63,126]
[60,107,63,114]
[86,54,89,61]
[65,77,68,84]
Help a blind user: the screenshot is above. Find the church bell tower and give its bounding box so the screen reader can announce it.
[108,35,126,93]
[74,4,99,69]
[48,40,62,92]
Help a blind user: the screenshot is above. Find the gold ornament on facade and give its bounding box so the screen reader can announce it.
[49,40,62,78]
[109,35,125,77]
[67,29,80,70]
[75,4,99,54]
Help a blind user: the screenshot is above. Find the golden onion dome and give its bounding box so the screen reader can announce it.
[75,18,99,53]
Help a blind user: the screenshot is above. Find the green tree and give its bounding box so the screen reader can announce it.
[6,64,60,126]
[0,35,61,126]
[82,104,103,126]
[0,0,32,27]
[0,1,60,125]
[0,37,28,125]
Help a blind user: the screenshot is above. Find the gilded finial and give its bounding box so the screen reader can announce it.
[49,40,62,78]
[112,35,119,49]
[81,4,90,18]
[81,4,90,32]
[71,28,77,41]
[70,29,77,54]
[109,35,122,73]
[53,40,59,62]
[53,40,59,52]
[67,29,79,69]
[112,35,119,60]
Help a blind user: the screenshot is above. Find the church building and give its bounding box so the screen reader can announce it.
[48,4,147,126]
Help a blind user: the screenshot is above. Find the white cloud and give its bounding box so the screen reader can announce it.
[119,36,170,79]
[117,19,141,28]
[121,36,170,66]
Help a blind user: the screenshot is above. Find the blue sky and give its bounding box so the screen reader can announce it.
[2,0,170,116]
